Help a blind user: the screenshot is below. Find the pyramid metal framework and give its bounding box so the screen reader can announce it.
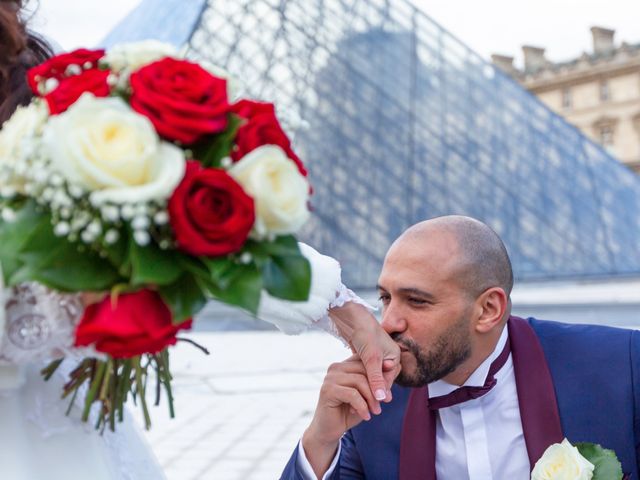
[103,0,640,288]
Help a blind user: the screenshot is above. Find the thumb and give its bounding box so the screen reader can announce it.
[362,353,390,402]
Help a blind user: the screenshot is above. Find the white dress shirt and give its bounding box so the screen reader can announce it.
[297,327,531,479]
[429,327,530,479]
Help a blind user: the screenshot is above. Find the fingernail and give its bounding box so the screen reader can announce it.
[375,389,386,401]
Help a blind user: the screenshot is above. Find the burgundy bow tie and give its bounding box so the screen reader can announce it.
[428,335,512,410]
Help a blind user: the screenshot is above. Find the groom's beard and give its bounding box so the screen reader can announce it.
[391,316,472,387]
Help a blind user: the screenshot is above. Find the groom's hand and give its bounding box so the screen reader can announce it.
[302,355,382,478]
[329,302,401,403]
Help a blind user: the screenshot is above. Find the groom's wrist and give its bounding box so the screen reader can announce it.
[302,426,340,478]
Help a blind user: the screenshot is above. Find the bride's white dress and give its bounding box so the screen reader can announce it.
[0,244,349,479]
[0,283,167,480]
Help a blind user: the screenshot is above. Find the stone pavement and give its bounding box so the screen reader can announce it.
[131,331,349,480]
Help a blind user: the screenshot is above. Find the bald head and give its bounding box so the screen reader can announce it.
[392,215,514,298]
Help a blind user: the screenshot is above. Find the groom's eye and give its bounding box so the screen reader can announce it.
[408,297,428,305]
[378,294,390,304]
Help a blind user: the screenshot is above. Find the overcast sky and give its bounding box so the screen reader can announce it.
[31,0,640,68]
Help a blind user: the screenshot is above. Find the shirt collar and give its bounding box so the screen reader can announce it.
[428,325,509,398]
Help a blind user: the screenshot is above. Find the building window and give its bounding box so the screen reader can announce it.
[593,117,618,155]
[599,80,609,102]
[599,125,614,147]
[561,88,571,108]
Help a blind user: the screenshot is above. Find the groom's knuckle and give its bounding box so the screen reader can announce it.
[327,362,341,373]
[366,351,382,364]
[320,383,333,397]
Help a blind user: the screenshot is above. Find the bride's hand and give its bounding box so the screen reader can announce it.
[329,302,401,403]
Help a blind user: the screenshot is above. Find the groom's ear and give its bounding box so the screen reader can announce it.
[474,287,508,334]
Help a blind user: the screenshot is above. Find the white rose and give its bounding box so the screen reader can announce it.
[229,145,309,237]
[532,439,595,480]
[102,40,178,73]
[0,101,48,193]
[42,93,185,204]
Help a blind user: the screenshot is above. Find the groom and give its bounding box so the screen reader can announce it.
[280,215,640,479]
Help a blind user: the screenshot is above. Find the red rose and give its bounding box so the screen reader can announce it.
[231,100,307,176]
[231,99,274,119]
[44,69,111,114]
[168,161,255,256]
[74,290,191,358]
[129,58,229,144]
[27,48,105,95]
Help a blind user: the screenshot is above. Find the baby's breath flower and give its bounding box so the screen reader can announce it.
[81,229,96,244]
[101,205,119,222]
[132,215,150,230]
[133,230,150,246]
[54,222,70,237]
[153,211,169,225]
[104,229,120,245]
[121,204,135,220]
[86,220,102,236]
[1,207,15,222]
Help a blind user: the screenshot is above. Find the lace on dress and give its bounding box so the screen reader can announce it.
[0,282,83,365]
[0,283,167,480]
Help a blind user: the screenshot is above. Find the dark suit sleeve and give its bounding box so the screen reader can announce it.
[279,432,365,480]
[280,444,313,480]
[338,430,365,478]
[631,330,640,474]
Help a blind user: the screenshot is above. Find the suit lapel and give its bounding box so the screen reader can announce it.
[399,386,436,480]
[509,316,564,469]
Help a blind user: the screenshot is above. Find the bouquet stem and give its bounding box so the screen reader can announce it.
[42,349,177,432]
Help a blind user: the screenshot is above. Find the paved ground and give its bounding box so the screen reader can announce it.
[131,331,349,480]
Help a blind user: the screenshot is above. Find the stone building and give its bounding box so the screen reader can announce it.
[493,27,640,171]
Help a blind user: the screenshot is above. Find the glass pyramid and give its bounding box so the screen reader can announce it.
[102,0,640,288]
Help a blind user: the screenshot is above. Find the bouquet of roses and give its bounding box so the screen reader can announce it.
[0,40,312,431]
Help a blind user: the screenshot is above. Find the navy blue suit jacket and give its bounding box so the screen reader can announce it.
[280,318,640,479]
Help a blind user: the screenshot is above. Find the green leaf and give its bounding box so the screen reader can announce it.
[204,263,263,314]
[177,255,210,279]
[159,273,208,324]
[193,114,242,168]
[245,235,301,258]
[15,260,118,291]
[575,442,623,480]
[0,201,48,280]
[102,230,129,272]
[245,236,311,301]
[200,256,237,289]
[263,253,311,301]
[11,211,121,291]
[128,237,184,286]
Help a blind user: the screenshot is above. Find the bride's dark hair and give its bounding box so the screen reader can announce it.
[0,0,53,123]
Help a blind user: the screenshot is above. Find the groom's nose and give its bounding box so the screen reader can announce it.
[380,302,408,334]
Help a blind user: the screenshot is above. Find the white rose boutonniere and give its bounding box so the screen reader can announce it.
[532,438,625,480]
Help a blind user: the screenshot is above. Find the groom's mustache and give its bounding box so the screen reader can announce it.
[390,333,419,354]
